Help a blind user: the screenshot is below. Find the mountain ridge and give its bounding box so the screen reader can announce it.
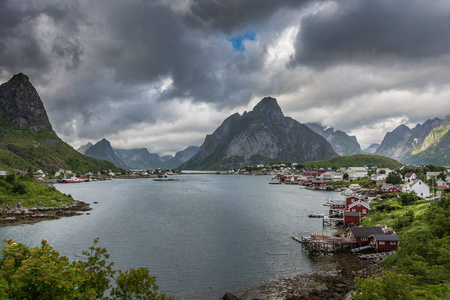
[376,116,450,165]
[180,97,338,170]
[0,73,121,173]
[305,123,361,156]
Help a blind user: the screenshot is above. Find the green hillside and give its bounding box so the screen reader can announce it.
[0,173,73,209]
[302,154,403,170]
[0,125,121,174]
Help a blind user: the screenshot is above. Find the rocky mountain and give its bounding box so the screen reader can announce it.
[0,73,53,132]
[84,139,129,169]
[179,97,338,170]
[362,143,380,154]
[114,148,163,170]
[80,140,199,170]
[164,146,200,169]
[77,142,93,154]
[305,123,361,156]
[115,146,199,169]
[0,73,120,173]
[376,117,450,165]
[401,116,450,165]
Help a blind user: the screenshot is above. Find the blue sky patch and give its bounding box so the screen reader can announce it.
[227,30,256,52]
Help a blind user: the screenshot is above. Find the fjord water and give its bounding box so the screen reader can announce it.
[0,175,336,299]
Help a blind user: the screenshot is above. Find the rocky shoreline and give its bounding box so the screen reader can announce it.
[224,252,383,300]
[0,200,91,226]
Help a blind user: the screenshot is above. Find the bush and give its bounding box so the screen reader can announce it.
[0,239,173,300]
[12,182,27,195]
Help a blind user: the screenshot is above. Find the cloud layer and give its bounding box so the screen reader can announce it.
[1,0,450,153]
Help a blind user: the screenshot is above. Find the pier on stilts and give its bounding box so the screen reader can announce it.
[292,232,354,253]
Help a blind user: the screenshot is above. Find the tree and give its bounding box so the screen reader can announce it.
[437,172,446,181]
[0,239,172,300]
[386,172,402,185]
[353,271,415,300]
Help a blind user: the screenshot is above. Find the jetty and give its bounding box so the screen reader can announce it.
[292,232,354,253]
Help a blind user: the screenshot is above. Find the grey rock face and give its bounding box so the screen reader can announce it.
[77,142,93,154]
[375,118,443,161]
[180,97,338,170]
[84,138,128,169]
[0,73,53,132]
[305,123,361,156]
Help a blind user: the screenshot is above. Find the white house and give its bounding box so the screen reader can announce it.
[0,171,7,176]
[347,167,368,180]
[402,179,430,198]
[377,168,392,175]
[436,179,448,189]
[371,173,386,182]
[426,172,441,180]
[321,172,344,182]
[404,172,417,182]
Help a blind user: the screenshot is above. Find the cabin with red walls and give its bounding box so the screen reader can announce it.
[347,227,384,244]
[369,234,399,250]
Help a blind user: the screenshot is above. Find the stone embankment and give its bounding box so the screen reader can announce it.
[0,201,91,226]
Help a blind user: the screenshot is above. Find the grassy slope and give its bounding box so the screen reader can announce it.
[356,194,450,298]
[302,154,403,170]
[0,125,121,173]
[0,174,73,209]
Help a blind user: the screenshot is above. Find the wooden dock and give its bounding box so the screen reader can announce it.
[322,216,344,226]
[292,232,354,253]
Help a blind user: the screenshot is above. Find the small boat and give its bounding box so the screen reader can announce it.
[268,177,281,184]
[308,213,326,218]
[62,176,81,183]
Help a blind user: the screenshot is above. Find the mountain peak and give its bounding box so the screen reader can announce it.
[252,97,284,121]
[180,97,337,170]
[10,73,30,83]
[0,73,53,132]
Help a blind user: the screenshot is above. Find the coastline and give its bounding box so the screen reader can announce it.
[0,200,91,227]
[234,252,383,299]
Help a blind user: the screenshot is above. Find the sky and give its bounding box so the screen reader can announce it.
[1,0,450,155]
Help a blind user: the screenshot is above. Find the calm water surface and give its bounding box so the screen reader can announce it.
[0,174,338,299]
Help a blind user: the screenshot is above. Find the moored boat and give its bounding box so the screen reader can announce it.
[268,177,281,184]
[308,212,326,218]
[62,176,81,183]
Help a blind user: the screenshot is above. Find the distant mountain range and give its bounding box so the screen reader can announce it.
[376,116,450,166]
[180,97,338,170]
[362,143,380,154]
[0,73,120,173]
[78,140,199,170]
[305,123,361,156]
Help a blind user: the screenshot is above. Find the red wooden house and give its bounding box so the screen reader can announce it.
[347,200,371,216]
[369,234,399,250]
[343,211,361,224]
[331,200,347,210]
[311,179,326,187]
[347,227,384,244]
[345,195,368,207]
[380,183,401,193]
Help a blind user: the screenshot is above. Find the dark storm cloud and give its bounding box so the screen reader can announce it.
[2,0,449,152]
[291,0,450,68]
[189,0,312,34]
[0,0,85,78]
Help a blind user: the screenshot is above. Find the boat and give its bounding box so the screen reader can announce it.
[268,177,281,184]
[308,212,326,218]
[62,176,81,183]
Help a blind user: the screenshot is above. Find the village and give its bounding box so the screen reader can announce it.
[248,164,450,258]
